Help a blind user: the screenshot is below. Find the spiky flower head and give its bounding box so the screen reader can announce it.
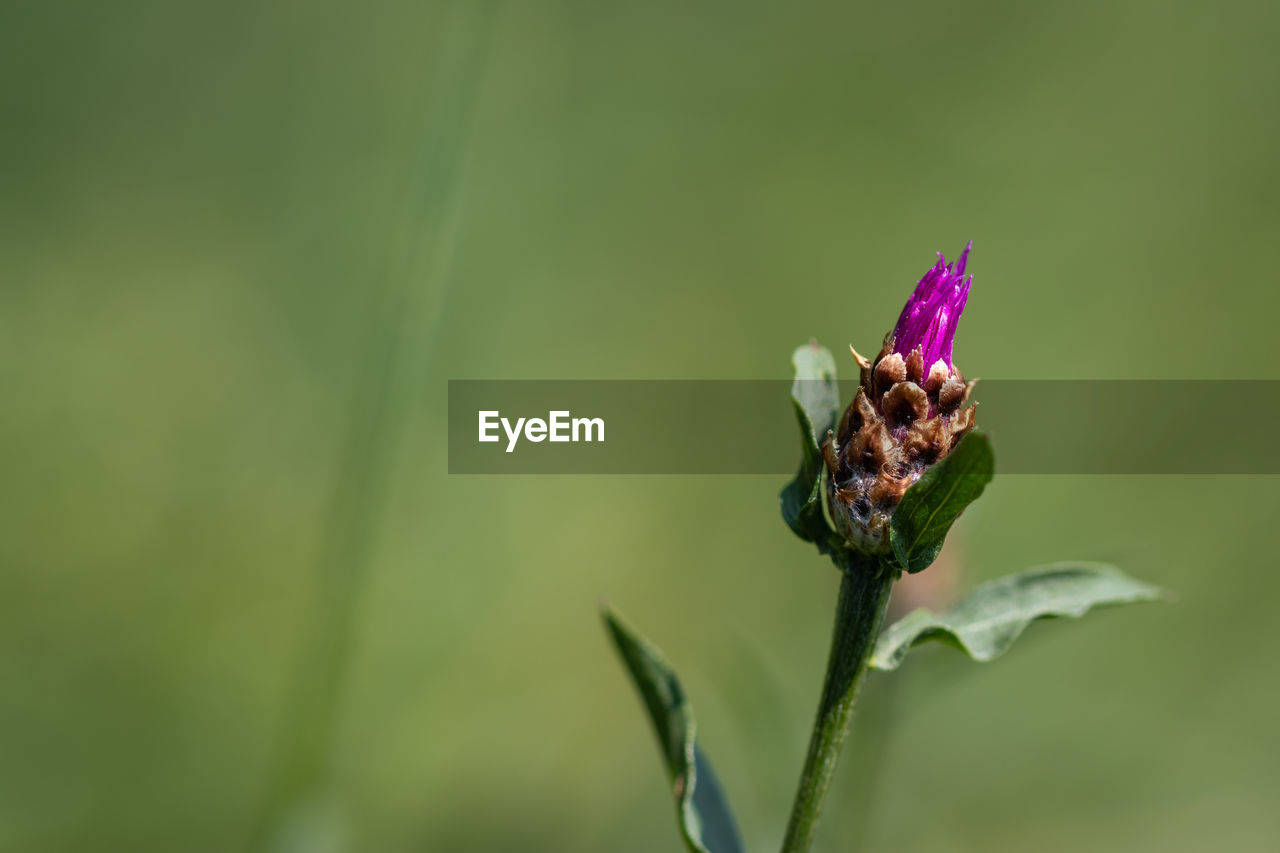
[822,244,978,554]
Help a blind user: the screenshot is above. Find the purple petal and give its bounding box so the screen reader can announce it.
[891,243,973,371]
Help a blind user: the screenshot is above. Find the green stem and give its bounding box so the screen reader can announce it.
[780,555,895,853]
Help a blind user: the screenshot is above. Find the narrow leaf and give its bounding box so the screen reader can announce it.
[890,431,994,572]
[780,342,841,551]
[871,563,1164,671]
[602,607,745,853]
[789,342,841,461]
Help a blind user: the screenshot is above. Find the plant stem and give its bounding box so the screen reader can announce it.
[780,555,895,853]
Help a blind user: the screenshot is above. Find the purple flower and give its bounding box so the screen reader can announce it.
[890,242,972,374]
[825,242,979,554]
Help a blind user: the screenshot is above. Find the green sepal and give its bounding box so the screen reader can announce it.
[780,342,843,556]
[889,431,994,573]
[602,606,745,853]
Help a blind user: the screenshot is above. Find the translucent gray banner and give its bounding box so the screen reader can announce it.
[448,380,1272,474]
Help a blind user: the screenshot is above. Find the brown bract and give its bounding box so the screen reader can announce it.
[820,338,977,554]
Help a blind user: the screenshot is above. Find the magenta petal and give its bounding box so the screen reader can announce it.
[891,243,973,371]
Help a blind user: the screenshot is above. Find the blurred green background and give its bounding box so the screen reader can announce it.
[3,0,1279,850]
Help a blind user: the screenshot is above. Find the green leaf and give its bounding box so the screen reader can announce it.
[890,431,994,573]
[780,342,842,552]
[788,342,841,462]
[602,607,745,853]
[870,563,1164,671]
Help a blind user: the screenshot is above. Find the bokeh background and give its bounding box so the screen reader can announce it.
[3,1,1280,850]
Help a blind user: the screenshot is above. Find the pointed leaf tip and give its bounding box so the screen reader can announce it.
[601,608,745,853]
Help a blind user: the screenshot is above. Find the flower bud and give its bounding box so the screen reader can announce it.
[821,244,977,553]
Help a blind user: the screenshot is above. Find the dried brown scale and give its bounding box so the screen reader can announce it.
[874,352,906,387]
[820,338,977,554]
[881,381,928,425]
[924,360,949,393]
[939,377,969,410]
[904,348,924,384]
